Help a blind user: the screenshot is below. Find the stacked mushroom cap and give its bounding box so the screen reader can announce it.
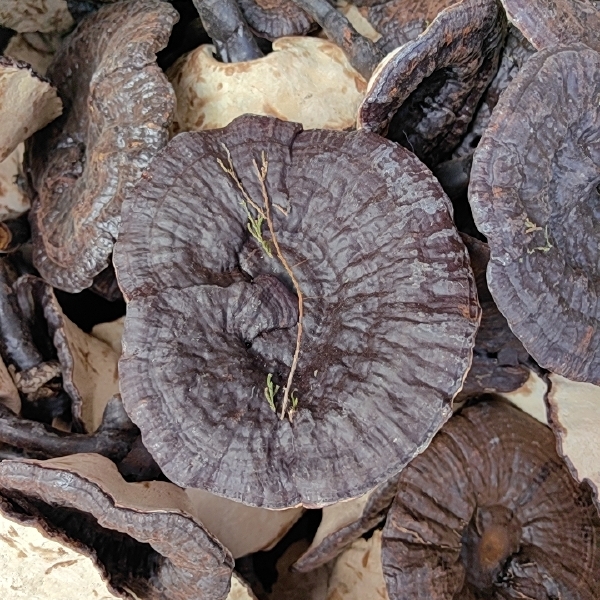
[114,114,480,508]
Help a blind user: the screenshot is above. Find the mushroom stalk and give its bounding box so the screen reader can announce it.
[193,0,264,63]
[0,258,43,370]
[289,0,383,78]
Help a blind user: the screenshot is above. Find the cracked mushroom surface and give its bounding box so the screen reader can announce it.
[26,0,177,293]
[0,453,234,600]
[499,0,600,52]
[0,56,62,163]
[238,0,315,40]
[468,45,600,385]
[382,398,600,599]
[114,114,479,508]
[358,0,506,167]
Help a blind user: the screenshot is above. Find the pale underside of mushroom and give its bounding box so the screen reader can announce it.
[0,0,74,34]
[0,145,29,222]
[499,369,549,425]
[4,32,64,76]
[167,36,366,133]
[547,374,600,504]
[0,58,62,163]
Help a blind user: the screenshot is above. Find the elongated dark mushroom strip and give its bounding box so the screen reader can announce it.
[0,258,43,371]
[358,0,506,168]
[382,398,600,599]
[468,45,600,384]
[0,454,234,600]
[290,0,384,78]
[192,0,263,62]
[238,0,316,41]
[0,396,137,461]
[499,0,600,52]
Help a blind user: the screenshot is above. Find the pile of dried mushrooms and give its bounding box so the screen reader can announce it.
[0,0,598,598]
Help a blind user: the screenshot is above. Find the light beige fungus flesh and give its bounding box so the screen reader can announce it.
[499,370,549,425]
[0,145,29,221]
[0,58,62,162]
[547,374,600,502]
[168,36,366,133]
[0,0,74,33]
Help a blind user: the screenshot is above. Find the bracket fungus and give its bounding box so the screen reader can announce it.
[167,36,366,133]
[358,0,506,167]
[382,398,600,599]
[0,56,62,163]
[0,453,234,599]
[499,0,600,52]
[114,114,479,508]
[26,0,177,293]
[238,0,315,40]
[469,45,600,384]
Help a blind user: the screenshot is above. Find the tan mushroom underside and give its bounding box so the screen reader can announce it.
[91,317,125,356]
[0,62,62,163]
[0,145,29,221]
[168,37,366,133]
[326,531,389,600]
[547,374,600,501]
[0,0,73,34]
[499,370,548,425]
[336,1,382,42]
[0,355,21,415]
[5,33,63,76]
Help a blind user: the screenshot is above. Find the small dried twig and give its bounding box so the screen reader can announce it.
[264,373,279,413]
[218,147,304,420]
[524,218,553,254]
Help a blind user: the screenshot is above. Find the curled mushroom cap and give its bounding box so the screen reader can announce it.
[358,0,506,167]
[382,398,600,599]
[26,0,177,293]
[0,0,74,33]
[114,114,479,508]
[468,45,600,384]
[238,0,315,40]
[499,0,600,52]
[167,37,366,133]
[0,453,234,599]
[0,56,62,163]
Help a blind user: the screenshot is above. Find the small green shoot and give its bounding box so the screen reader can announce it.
[264,373,279,413]
[287,390,299,421]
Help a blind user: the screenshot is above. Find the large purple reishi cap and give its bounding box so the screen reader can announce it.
[26,0,177,293]
[469,45,600,385]
[358,0,506,167]
[114,115,480,509]
[499,0,600,52]
[382,398,600,599]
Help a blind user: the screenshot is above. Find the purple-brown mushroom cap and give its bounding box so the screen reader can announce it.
[469,45,600,385]
[238,0,315,40]
[26,0,177,293]
[114,114,480,508]
[358,0,506,167]
[382,398,600,599]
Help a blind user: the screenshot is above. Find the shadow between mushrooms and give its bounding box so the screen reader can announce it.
[114,114,480,509]
[0,454,234,599]
[382,398,600,599]
[468,45,600,384]
[26,0,178,293]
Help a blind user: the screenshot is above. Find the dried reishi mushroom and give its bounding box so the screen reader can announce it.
[0,145,29,221]
[499,0,600,52]
[168,36,366,133]
[0,453,234,599]
[547,374,600,502]
[499,370,549,425]
[4,32,63,75]
[0,354,20,415]
[0,0,74,33]
[114,114,479,508]
[293,476,398,572]
[382,398,600,599]
[238,0,315,40]
[326,530,389,600]
[358,0,506,167]
[26,0,177,293]
[468,45,600,384]
[0,56,62,163]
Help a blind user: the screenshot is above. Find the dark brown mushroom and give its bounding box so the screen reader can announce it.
[114,114,479,508]
[26,0,177,293]
[382,397,600,599]
[358,0,506,167]
[0,453,234,599]
[468,45,600,384]
[238,0,315,41]
[499,0,600,52]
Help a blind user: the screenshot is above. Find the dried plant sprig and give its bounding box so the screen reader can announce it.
[218,146,304,421]
[264,373,279,412]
